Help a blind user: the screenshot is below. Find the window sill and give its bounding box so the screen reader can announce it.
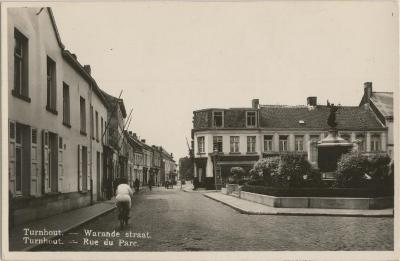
[197,152,206,156]
[63,122,71,128]
[46,105,58,115]
[246,152,258,155]
[229,152,241,155]
[11,90,31,103]
[80,130,87,136]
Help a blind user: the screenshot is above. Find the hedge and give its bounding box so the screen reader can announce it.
[242,184,394,198]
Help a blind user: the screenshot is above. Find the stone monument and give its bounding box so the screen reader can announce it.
[317,102,353,179]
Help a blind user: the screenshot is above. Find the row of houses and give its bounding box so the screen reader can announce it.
[7,7,176,225]
[191,82,394,188]
[125,131,177,189]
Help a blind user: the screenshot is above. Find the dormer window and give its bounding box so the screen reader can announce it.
[246,111,257,127]
[213,111,223,127]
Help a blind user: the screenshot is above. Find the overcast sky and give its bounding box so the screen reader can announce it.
[51,1,397,161]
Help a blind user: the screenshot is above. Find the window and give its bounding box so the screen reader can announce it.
[371,135,381,151]
[104,120,107,144]
[46,56,57,112]
[59,137,63,149]
[246,111,256,127]
[213,136,223,153]
[13,29,29,100]
[309,135,320,162]
[356,134,365,151]
[295,136,304,151]
[197,136,205,153]
[230,136,240,153]
[95,111,99,141]
[62,83,70,126]
[213,111,223,127]
[247,136,256,153]
[80,97,86,134]
[90,106,94,139]
[264,135,273,152]
[101,117,104,143]
[31,129,37,144]
[279,136,288,151]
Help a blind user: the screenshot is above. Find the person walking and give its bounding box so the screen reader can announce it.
[148,178,153,191]
[134,178,140,193]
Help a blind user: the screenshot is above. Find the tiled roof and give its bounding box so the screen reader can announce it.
[259,105,384,130]
[370,92,393,118]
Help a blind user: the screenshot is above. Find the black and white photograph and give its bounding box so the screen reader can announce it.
[1,1,398,260]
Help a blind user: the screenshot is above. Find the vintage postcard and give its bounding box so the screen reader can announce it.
[1,1,399,261]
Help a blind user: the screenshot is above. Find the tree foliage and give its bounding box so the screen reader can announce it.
[179,157,194,180]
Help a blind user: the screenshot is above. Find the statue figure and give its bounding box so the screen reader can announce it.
[327,100,339,128]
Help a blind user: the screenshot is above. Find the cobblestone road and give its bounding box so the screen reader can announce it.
[34,187,394,251]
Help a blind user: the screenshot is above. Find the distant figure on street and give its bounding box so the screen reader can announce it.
[165,180,169,189]
[148,178,153,191]
[134,178,140,193]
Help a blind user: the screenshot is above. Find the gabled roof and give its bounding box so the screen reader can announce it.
[258,105,385,130]
[100,90,127,118]
[370,92,393,118]
[46,8,65,50]
[45,8,108,108]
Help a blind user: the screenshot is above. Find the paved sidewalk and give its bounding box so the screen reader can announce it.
[182,184,219,193]
[204,192,394,217]
[9,199,117,251]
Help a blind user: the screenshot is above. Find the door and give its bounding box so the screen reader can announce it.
[78,145,83,191]
[42,130,50,193]
[9,121,16,195]
[58,136,63,192]
[30,128,38,196]
[97,151,101,200]
[82,146,88,191]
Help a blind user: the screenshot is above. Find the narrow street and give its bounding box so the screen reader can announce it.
[34,187,393,251]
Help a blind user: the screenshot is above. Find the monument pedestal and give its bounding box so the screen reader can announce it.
[317,129,353,179]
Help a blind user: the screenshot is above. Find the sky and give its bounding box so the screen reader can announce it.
[50,1,398,161]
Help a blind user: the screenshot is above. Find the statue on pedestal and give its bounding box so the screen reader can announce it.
[327,100,339,129]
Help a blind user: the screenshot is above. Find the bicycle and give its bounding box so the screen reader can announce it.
[117,201,130,229]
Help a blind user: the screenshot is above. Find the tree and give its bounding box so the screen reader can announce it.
[179,157,194,181]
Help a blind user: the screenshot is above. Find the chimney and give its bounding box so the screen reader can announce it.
[128,131,132,136]
[141,139,146,143]
[71,53,77,60]
[251,99,259,109]
[307,97,317,106]
[170,153,173,158]
[364,82,372,100]
[83,65,91,75]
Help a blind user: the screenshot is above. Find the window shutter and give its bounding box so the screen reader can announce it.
[30,128,38,196]
[58,136,64,192]
[78,145,82,191]
[9,121,16,195]
[42,130,50,193]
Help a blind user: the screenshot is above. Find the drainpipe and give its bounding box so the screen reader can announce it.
[89,82,93,205]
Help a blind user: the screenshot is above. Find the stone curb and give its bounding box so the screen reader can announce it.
[203,194,394,217]
[183,188,219,193]
[21,204,117,251]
